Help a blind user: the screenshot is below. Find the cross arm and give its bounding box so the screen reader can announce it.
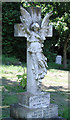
[14,24,30,37]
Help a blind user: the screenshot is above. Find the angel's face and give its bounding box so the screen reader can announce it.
[31,23,40,32]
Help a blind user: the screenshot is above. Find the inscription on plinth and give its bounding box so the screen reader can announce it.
[29,94,50,108]
[43,104,58,118]
[27,104,58,118]
[28,110,43,118]
[19,92,50,108]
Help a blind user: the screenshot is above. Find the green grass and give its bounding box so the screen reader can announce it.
[1,64,27,119]
[2,65,26,92]
[1,56,70,119]
[2,94,18,118]
[59,106,70,120]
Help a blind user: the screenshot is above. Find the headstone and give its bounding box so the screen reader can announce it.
[56,55,62,64]
[10,6,60,119]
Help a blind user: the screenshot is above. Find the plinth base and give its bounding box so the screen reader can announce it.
[2,118,15,120]
[10,103,58,119]
[9,92,65,119]
[2,118,67,120]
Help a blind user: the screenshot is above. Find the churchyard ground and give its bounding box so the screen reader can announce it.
[1,61,70,120]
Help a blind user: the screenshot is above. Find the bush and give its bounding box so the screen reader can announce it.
[2,3,26,62]
[2,54,20,65]
[45,50,57,62]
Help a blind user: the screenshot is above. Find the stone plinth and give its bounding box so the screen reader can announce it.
[18,92,50,108]
[10,92,58,119]
[10,103,58,119]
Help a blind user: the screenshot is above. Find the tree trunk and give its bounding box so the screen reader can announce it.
[63,42,67,69]
[63,34,70,69]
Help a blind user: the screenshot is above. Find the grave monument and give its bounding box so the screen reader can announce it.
[56,55,62,64]
[10,6,59,119]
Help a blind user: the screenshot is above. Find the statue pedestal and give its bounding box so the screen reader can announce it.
[10,92,58,119]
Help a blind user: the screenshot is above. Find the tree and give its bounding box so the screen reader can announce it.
[2,2,70,67]
[52,3,70,68]
[63,34,70,68]
[2,2,27,62]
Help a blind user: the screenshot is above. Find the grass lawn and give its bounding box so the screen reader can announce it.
[1,62,70,119]
[42,69,69,119]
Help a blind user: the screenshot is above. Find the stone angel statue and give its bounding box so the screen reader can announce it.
[19,6,52,89]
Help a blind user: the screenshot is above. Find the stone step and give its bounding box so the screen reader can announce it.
[2,118,15,120]
[10,103,58,119]
[2,117,67,120]
[18,92,50,108]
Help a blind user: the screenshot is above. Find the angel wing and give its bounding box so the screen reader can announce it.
[20,6,32,29]
[40,11,52,40]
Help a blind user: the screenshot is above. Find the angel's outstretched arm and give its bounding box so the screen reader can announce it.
[20,23,30,35]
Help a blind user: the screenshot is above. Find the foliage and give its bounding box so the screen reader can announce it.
[17,73,27,88]
[22,2,70,61]
[2,2,70,65]
[52,6,70,46]
[48,62,70,71]
[2,3,20,53]
[2,54,20,65]
[44,49,57,62]
[2,2,26,62]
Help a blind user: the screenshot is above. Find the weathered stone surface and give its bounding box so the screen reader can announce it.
[27,7,41,25]
[10,103,58,119]
[14,7,53,94]
[18,92,50,108]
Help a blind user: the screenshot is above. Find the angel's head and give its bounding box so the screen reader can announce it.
[31,23,40,32]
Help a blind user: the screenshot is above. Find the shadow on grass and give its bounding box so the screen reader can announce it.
[2,78,69,119]
[2,77,26,119]
[2,77,26,93]
[42,85,69,120]
[2,72,69,119]
[43,85,68,91]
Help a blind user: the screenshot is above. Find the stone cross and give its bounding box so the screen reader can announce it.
[14,6,53,94]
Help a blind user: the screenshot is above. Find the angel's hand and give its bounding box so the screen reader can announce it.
[49,11,53,17]
[40,35,46,41]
